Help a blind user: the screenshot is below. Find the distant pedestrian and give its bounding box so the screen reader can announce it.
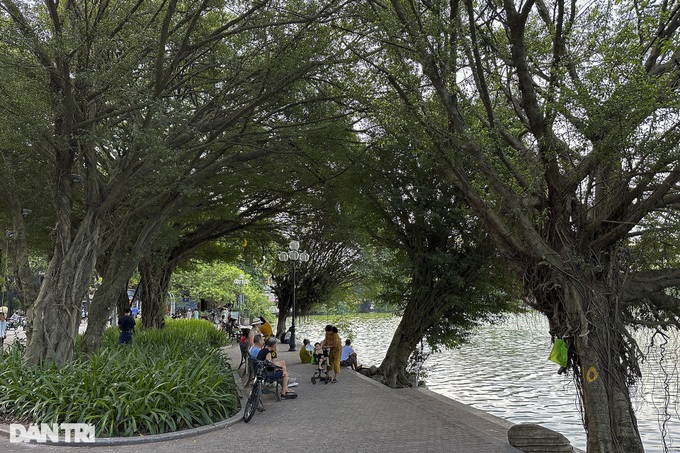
[117,308,135,344]
[192,309,200,320]
[282,326,293,344]
[0,312,7,347]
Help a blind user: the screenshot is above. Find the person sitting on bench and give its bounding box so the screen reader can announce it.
[250,334,265,359]
[256,337,298,399]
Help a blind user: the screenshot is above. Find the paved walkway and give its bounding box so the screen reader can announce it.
[0,343,522,453]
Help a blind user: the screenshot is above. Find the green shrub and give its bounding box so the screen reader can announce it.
[102,318,227,351]
[0,319,237,437]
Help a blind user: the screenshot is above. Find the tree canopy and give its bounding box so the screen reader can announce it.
[0,0,355,364]
[348,0,680,451]
[1,1,680,450]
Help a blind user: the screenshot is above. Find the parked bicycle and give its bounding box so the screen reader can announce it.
[243,361,268,423]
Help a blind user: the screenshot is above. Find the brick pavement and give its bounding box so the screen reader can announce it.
[0,343,522,453]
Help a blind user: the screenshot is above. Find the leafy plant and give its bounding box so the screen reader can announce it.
[0,320,237,437]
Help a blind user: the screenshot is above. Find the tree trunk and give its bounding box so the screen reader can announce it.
[571,289,642,453]
[0,179,40,341]
[575,332,643,453]
[379,290,444,388]
[10,212,39,340]
[82,284,128,353]
[537,268,644,453]
[275,312,288,339]
[139,257,173,329]
[82,228,149,353]
[379,318,420,388]
[274,280,291,338]
[117,286,132,315]
[24,211,101,366]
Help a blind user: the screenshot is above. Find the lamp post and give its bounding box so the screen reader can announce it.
[234,274,249,325]
[278,240,309,351]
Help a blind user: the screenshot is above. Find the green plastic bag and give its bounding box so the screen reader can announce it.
[548,338,568,368]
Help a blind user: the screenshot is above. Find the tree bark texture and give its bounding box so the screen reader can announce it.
[275,312,289,339]
[274,279,292,338]
[379,288,448,388]
[83,230,133,352]
[82,285,128,353]
[24,211,101,366]
[138,257,173,329]
[0,174,40,341]
[526,251,644,453]
[379,319,417,388]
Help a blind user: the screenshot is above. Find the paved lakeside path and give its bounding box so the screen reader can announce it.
[1,342,523,453]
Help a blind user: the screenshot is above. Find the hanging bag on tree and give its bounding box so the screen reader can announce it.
[548,338,568,368]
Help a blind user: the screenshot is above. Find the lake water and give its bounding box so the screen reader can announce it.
[296,313,680,453]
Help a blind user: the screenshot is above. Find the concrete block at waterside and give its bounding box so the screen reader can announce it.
[507,423,574,453]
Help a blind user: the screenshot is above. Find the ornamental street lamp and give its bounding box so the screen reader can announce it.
[234,274,249,325]
[278,240,310,351]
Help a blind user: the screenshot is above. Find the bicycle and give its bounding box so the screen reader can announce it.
[242,359,285,422]
[243,360,267,423]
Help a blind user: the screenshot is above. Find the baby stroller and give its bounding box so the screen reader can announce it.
[311,347,331,384]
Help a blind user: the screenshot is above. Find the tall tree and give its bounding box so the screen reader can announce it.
[337,96,517,387]
[355,0,680,451]
[0,0,350,365]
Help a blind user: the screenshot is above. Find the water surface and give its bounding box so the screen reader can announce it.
[297,313,679,453]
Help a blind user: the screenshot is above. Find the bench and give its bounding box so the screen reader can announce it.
[242,353,282,402]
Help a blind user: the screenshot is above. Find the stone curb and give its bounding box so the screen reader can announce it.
[0,357,247,447]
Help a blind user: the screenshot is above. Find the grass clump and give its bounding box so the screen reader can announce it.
[0,319,237,437]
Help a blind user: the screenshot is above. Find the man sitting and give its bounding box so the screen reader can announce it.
[250,334,264,359]
[340,338,358,370]
[256,337,297,399]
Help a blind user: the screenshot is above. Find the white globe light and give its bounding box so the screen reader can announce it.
[288,250,300,261]
[289,240,300,251]
[278,252,289,262]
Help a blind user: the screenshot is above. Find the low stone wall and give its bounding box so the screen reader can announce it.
[508,423,574,453]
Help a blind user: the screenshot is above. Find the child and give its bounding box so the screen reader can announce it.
[310,342,331,384]
[314,342,330,371]
[313,342,323,363]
